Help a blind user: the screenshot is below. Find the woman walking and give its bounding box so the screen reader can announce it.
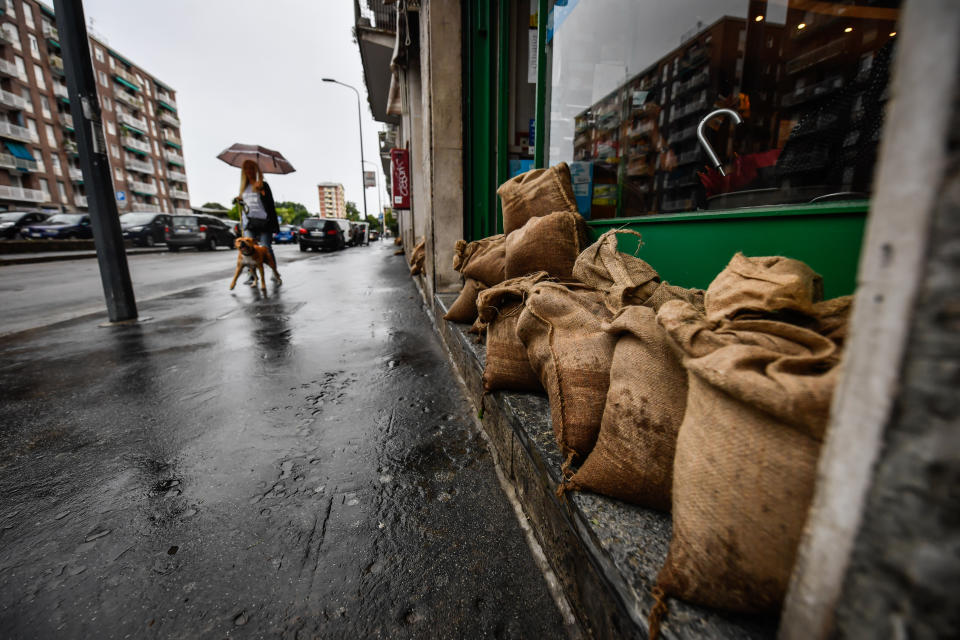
[236,159,280,272]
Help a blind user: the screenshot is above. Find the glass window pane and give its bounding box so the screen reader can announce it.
[546,0,901,218]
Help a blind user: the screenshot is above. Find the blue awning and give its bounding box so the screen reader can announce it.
[5,141,35,161]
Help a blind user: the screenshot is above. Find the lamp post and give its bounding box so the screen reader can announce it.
[322,78,368,222]
[362,159,384,239]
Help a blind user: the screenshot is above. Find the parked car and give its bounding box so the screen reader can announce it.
[22,213,92,239]
[298,217,346,252]
[0,210,49,239]
[120,212,171,247]
[368,228,380,242]
[274,224,298,244]
[165,214,236,252]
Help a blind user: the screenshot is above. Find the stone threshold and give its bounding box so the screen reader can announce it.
[432,291,777,640]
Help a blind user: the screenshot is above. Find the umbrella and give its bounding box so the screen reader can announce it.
[217,143,296,174]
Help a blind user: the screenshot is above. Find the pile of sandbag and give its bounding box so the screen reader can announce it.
[438,162,856,622]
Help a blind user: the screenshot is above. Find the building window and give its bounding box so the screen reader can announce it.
[4,0,15,19]
[13,55,25,80]
[25,118,37,140]
[2,23,21,51]
[57,181,67,203]
[150,121,155,136]
[147,102,153,116]
[38,178,50,198]
[144,82,151,96]
[106,120,115,136]
[114,167,122,182]
[152,140,159,154]
[39,95,50,118]
[94,46,104,63]
[27,33,38,59]
[20,89,32,112]
[111,144,119,159]
[44,123,54,145]
[159,181,165,195]
[51,154,61,175]
[102,96,111,112]
[98,70,108,87]
[24,6,34,30]
[33,63,44,89]
[108,56,114,69]
[34,153,43,173]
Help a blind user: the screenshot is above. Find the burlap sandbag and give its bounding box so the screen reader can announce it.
[505,211,588,281]
[565,305,686,510]
[453,234,506,286]
[443,278,487,324]
[409,238,425,276]
[477,273,550,392]
[655,298,841,614]
[497,162,578,235]
[813,294,855,346]
[705,252,823,322]
[516,282,615,464]
[573,229,705,313]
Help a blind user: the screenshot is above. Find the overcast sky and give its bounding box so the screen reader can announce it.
[81,0,387,216]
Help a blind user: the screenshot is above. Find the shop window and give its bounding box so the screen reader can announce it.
[546,0,902,219]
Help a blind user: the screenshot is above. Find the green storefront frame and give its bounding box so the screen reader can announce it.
[458,0,868,296]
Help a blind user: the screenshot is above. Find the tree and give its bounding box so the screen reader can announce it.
[202,201,228,211]
[274,201,310,225]
[383,207,399,236]
[345,200,360,222]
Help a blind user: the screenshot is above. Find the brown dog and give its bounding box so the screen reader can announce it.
[229,237,281,292]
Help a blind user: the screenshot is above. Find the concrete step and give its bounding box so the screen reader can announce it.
[433,292,777,640]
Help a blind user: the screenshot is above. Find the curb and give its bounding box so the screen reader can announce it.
[0,247,172,266]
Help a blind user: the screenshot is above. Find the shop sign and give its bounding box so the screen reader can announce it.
[363,171,376,188]
[390,148,410,209]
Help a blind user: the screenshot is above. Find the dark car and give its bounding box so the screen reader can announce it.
[368,229,380,242]
[274,224,297,244]
[120,212,171,247]
[0,210,49,239]
[23,213,92,239]
[165,214,236,252]
[298,218,346,252]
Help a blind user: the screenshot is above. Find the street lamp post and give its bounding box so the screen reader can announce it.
[322,78,368,222]
[362,160,384,239]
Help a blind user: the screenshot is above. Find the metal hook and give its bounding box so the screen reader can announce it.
[696,108,743,177]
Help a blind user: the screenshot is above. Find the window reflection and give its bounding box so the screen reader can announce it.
[546,0,901,217]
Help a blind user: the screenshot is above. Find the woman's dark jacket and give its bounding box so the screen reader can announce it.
[257,181,281,235]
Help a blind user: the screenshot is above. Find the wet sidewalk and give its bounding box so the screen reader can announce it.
[0,245,567,638]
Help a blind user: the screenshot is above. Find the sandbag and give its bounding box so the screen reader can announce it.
[573,229,704,313]
[497,162,578,235]
[704,252,823,322]
[505,211,588,281]
[516,282,615,464]
[477,273,550,392]
[813,294,855,346]
[443,278,487,324]
[566,305,686,510]
[655,297,841,614]
[409,238,425,276]
[454,235,506,287]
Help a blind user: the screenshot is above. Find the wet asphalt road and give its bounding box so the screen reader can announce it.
[0,244,565,638]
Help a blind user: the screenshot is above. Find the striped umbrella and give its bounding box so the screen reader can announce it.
[216,143,295,174]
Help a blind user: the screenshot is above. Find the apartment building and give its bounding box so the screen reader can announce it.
[317,182,345,218]
[0,0,189,213]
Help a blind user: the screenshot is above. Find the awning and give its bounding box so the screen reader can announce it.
[114,76,139,92]
[120,123,146,136]
[157,100,176,113]
[163,139,182,150]
[5,141,35,161]
[46,38,59,49]
[108,49,133,67]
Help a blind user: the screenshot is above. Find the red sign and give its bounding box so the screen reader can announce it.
[390,148,410,209]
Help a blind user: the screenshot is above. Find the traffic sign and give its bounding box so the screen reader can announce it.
[116,190,126,202]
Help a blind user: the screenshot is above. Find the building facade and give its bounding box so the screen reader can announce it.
[0,0,189,214]
[317,182,345,218]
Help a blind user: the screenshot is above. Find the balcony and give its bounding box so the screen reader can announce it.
[74,194,87,208]
[0,152,38,171]
[53,83,68,99]
[130,180,158,196]
[42,23,59,41]
[0,120,37,143]
[132,202,156,212]
[0,88,29,110]
[48,53,64,76]
[114,91,144,110]
[65,140,78,155]
[0,185,47,203]
[0,58,18,78]
[112,67,141,91]
[0,28,18,47]
[166,168,187,182]
[156,92,177,109]
[122,135,151,155]
[59,112,73,129]
[163,130,182,146]
[169,188,189,200]
[164,149,184,166]
[174,207,191,215]
[159,112,180,128]
[69,167,83,181]
[118,111,148,131]
[125,157,154,174]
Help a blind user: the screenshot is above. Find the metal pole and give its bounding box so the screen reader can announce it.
[321,79,368,221]
[54,0,137,322]
[363,160,383,241]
